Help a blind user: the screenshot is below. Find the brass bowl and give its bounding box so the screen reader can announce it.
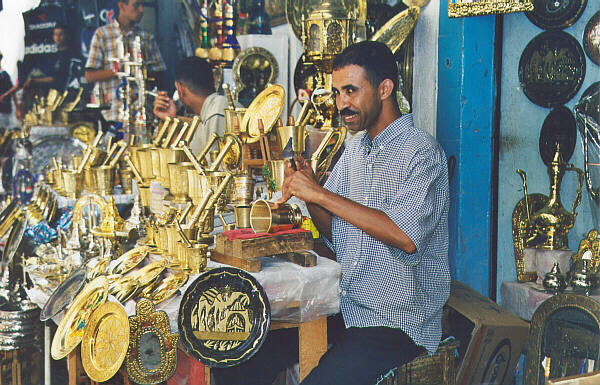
[250,199,302,233]
[267,160,286,192]
[94,166,115,195]
[62,170,83,199]
[234,205,251,229]
[232,174,255,205]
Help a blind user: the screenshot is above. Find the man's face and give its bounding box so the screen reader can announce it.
[332,64,381,133]
[119,0,144,24]
[53,28,66,47]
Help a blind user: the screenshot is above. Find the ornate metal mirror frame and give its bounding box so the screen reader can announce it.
[448,0,533,18]
[525,294,600,384]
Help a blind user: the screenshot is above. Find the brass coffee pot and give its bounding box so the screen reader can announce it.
[517,146,584,250]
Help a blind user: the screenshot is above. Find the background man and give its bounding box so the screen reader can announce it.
[152,56,228,153]
[278,41,451,385]
[0,50,17,128]
[85,0,166,122]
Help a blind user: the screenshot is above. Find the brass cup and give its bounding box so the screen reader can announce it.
[53,169,65,194]
[150,148,162,183]
[232,175,255,205]
[166,224,179,259]
[250,199,302,233]
[234,205,251,228]
[136,149,155,181]
[159,148,188,189]
[168,162,193,204]
[71,155,83,171]
[276,124,306,154]
[157,225,169,252]
[129,144,152,173]
[62,170,83,199]
[183,243,208,274]
[83,167,96,191]
[187,168,203,205]
[119,168,133,194]
[224,107,247,134]
[94,166,115,195]
[267,160,286,192]
[138,185,152,209]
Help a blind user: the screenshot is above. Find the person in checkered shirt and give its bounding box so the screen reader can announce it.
[84,0,166,122]
[278,41,451,385]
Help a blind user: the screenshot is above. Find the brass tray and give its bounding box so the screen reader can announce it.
[81,301,129,382]
[131,260,167,288]
[111,246,150,275]
[109,275,140,303]
[127,299,178,384]
[240,85,285,144]
[526,0,587,30]
[583,11,600,66]
[370,6,420,54]
[40,267,87,321]
[519,31,586,108]
[143,272,189,304]
[538,106,576,166]
[51,276,109,360]
[178,267,270,368]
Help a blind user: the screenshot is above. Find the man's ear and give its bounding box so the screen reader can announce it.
[379,78,395,100]
[175,81,186,98]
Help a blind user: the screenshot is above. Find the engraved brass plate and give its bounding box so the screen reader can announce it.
[519,31,586,108]
[539,106,576,166]
[512,194,549,282]
[526,0,587,30]
[370,6,420,55]
[111,246,150,275]
[584,11,600,66]
[51,276,109,360]
[109,275,140,303]
[240,85,285,144]
[178,267,270,368]
[41,267,87,321]
[142,271,189,304]
[0,214,27,275]
[131,260,167,288]
[127,299,178,385]
[81,301,129,382]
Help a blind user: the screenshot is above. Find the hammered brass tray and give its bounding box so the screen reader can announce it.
[370,6,420,54]
[240,85,285,144]
[51,276,109,360]
[142,272,189,304]
[81,301,129,382]
[111,246,150,275]
[131,260,167,288]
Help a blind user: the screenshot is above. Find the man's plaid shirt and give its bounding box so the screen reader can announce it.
[324,114,450,355]
[85,20,166,121]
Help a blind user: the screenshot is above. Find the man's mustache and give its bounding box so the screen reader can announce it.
[340,108,358,116]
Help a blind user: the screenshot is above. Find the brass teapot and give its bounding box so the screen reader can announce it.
[517,146,584,250]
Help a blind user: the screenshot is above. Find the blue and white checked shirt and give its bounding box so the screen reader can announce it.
[324,114,450,355]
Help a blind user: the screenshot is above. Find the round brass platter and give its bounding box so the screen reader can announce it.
[131,260,167,288]
[370,6,420,54]
[51,276,109,360]
[111,246,150,275]
[81,301,130,382]
[583,11,600,66]
[109,275,140,303]
[145,271,189,304]
[526,0,587,30]
[240,85,285,144]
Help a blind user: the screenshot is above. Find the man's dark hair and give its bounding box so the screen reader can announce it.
[175,57,215,96]
[54,23,67,32]
[332,41,398,95]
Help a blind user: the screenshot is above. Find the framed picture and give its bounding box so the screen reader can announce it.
[448,0,534,18]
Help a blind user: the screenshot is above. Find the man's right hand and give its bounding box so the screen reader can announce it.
[152,91,176,120]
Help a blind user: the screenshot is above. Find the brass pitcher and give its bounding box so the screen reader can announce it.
[517,147,584,250]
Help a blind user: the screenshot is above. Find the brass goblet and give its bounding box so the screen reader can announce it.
[95,166,115,195]
[62,170,83,199]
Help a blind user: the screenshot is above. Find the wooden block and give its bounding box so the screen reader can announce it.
[215,233,233,255]
[210,251,261,272]
[276,251,317,267]
[299,317,328,381]
[232,232,313,259]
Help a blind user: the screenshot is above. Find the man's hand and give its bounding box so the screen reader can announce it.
[0,94,5,104]
[152,91,176,120]
[276,156,323,205]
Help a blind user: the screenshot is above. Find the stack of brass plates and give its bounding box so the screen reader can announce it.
[0,303,41,350]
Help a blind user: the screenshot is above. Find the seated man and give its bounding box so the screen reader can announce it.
[278,41,451,385]
[153,56,228,153]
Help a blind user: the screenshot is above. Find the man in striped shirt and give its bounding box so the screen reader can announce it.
[278,41,450,385]
[85,0,166,122]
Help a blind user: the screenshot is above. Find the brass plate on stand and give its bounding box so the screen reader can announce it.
[370,6,420,54]
[142,271,189,304]
[51,276,109,359]
[81,301,129,382]
[40,267,87,321]
[126,299,178,385]
[178,267,270,368]
[539,106,577,166]
[512,193,549,282]
[240,85,285,144]
[526,0,587,30]
[111,246,150,275]
[519,31,586,108]
[131,260,167,288]
[584,11,600,66]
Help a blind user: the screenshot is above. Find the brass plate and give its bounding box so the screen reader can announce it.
[146,272,189,304]
[370,6,420,54]
[0,200,19,240]
[109,275,140,303]
[51,276,109,360]
[131,260,167,288]
[526,0,587,30]
[584,11,600,66]
[81,302,129,382]
[519,31,586,108]
[178,267,270,368]
[41,267,87,321]
[240,85,285,144]
[512,193,549,282]
[538,106,576,166]
[127,299,178,385]
[0,214,27,275]
[111,246,150,275]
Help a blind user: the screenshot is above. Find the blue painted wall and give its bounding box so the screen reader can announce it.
[496,7,600,300]
[437,2,497,296]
